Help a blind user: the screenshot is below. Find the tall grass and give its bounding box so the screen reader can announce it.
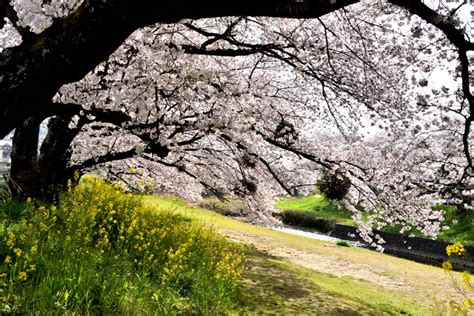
[0,177,244,314]
[276,210,336,232]
[198,197,249,217]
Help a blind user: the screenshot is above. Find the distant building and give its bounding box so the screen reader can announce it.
[0,133,13,181]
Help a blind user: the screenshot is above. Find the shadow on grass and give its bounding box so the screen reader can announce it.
[237,246,401,315]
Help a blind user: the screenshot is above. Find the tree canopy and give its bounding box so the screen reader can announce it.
[0,0,472,137]
[0,0,473,240]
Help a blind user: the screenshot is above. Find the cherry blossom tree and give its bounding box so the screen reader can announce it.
[0,0,472,137]
[0,0,473,239]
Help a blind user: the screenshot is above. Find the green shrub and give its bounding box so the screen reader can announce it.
[277,210,336,233]
[316,171,351,201]
[336,240,351,247]
[0,178,244,314]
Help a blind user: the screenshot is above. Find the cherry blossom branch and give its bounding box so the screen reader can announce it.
[388,0,474,51]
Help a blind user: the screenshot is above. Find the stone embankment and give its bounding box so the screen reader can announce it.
[329,224,474,272]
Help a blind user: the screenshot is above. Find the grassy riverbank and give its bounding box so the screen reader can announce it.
[0,180,467,314]
[147,195,465,315]
[275,194,474,245]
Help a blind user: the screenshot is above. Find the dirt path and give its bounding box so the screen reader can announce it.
[219,226,474,314]
[221,229,409,291]
[220,223,474,309]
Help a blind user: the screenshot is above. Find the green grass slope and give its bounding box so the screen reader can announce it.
[1,181,465,315]
[146,195,467,315]
[275,194,353,224]
[0,180,243,314]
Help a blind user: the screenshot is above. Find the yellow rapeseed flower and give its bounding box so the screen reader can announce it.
[462,271,471,286]
[74,170,80,181]
[446,241,465,257]
[67,179,72,192]
[6,235,15,249]
[442,261,453,271]
[30,244,38,255]
[18,271,27,281]
[463,299,474,308]
[4,256,11,264]
[13,248,22,257]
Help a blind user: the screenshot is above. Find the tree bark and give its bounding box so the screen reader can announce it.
[8,116,40,199]
[8,113,81,200]
[38,115,81,200]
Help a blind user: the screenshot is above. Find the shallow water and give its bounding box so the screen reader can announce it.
[272,226,364,247]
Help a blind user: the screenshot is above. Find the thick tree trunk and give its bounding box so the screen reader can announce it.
[7,113,81,200]
[9,116,40,199]
[38,116,79,200]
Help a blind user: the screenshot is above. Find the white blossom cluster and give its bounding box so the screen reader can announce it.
[12,0,82,33]
[0,18,22,52]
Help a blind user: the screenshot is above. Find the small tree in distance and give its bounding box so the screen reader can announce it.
[317,170,351,201]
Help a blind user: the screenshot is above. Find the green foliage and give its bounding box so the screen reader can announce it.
[275,194,353,225]
[436,205,474,245]
[316,171,351,201]
[277,210,336,233]
[336,240,351,247]
[0,178,244,314]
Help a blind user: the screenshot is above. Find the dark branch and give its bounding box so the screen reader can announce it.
[0,0,359,138]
